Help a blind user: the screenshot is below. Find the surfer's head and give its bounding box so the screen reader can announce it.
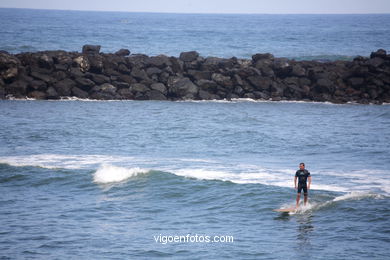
[299,163,305,170]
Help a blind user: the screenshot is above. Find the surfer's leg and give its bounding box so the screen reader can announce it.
[296,183,303,207]
[303,185,308,205]
[296,193,301,207]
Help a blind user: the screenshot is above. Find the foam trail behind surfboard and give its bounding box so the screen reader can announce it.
[285,192,384,215]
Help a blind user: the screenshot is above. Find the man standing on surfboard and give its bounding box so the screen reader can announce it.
[294,163,312,208]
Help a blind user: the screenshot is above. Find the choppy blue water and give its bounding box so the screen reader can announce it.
[0,100,389,259]
[0,8,390,59]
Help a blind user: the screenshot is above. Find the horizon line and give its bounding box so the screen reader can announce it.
[1,7,390,15]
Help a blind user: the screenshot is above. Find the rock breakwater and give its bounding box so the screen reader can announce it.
[1,45,389,104]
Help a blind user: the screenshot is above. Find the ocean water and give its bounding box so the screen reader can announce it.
[0,99,389,259]
[0,8,390,60]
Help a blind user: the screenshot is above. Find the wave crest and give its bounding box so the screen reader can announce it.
[93,164,148,184]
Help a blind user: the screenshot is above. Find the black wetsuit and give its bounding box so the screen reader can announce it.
[295,169,310,194]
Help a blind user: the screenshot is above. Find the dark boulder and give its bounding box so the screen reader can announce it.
[115,49,130,56]
[315,78,334,93]
[90,92,116,100]
[82,45,101,55]
[0,85,5,99]
[211,73,233,87]
[5,80,28,97]
[273,58,292,77]
[0,52,20,81]
[258,65,275,77]
[243,93,256,99]
[197,79,218,92]
[91,83,117,95]
[168,77,198,99]
[169,57,184,73]
[145,90,167,100]
[73,56,90,72]
[201,57,225,71]
[148,55,171,68]
[117,74,136,85]
[37,53,54,69]
[252,53,274,63]
[368,88,379,99]
[235,67,261,78]
[150,83,167,95]
[367,57,385,68]
[29,80,47,91]
[353,56,368,62]
[253,91,270,100]
[270,81,286,96]
[291,64,306,77]
[53,52,73,66]
[370,49,387,59]
[46,86,59,99]
[118,63,130,74]
[75,77,95,91]
[53,71,67,81]
[131,67,149,81]
[88,55,104,73]
[113,81,130,89]
[54,78,76,96]
[28,90,47,99]
[87,73,110,85]
[179,51,199,62]
[103,68,121,77]
[247,75,272,90]
[348,77,364,87]
[69,67,85,78]
[30,71,55,84]
[126,54,149,68]
[117,88,134,99]
[187,70,212,81]
[71,87,89,98]
[183,59,201,70]
[198,89,219,100]
[130,83,149,94]
[233,86,245,96]
[1,67,19,81]
[233,74,244,86]
[146,67,162,76]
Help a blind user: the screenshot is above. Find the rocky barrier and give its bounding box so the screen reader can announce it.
[0,45,389,104]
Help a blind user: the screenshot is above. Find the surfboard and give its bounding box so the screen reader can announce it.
[273,207,297,213]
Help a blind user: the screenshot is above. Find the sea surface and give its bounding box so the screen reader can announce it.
[0,8,390,60]
[0,100,389,259]
[1,7,390,259]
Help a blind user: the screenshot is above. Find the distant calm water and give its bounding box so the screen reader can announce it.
[0,100,389,259]
[0,8,390,59]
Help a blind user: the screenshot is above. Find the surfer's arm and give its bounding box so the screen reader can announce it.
[294,176,297,189]
[308,176,312,190]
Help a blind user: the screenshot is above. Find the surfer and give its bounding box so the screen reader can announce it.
[294,162,312,208]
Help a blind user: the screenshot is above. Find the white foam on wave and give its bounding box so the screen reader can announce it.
[1,154,388,195]
[172,167,348,192]
[0,154,141,169]
[93,164,149,184]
